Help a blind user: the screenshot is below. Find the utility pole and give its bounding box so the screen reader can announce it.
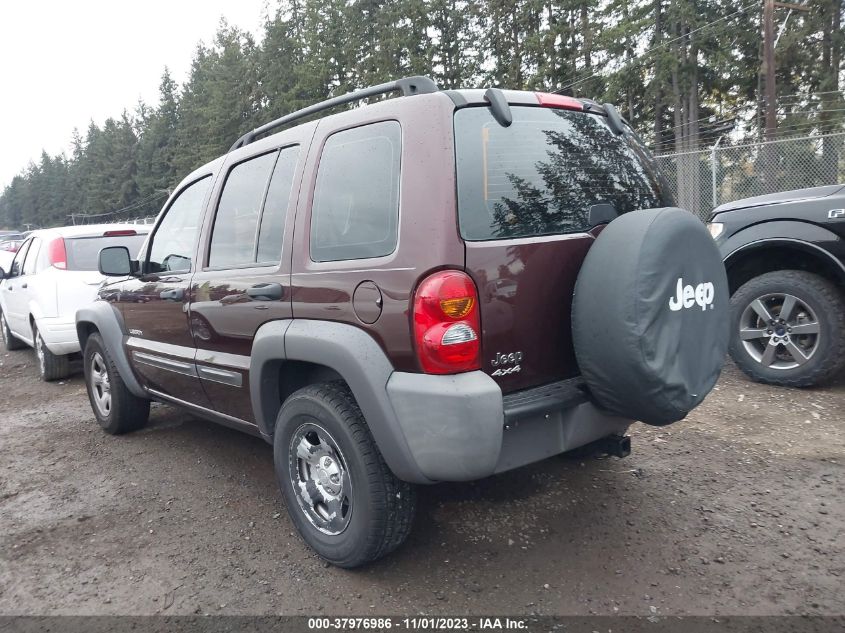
[763,0,777,143]
[761,1,811,191]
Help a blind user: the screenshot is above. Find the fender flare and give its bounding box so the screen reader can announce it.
[75,302,146,398]
[249,319,431,484]
[720,221,845,281]
[249,319,291,439]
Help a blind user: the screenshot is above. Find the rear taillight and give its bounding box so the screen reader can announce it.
[47,238,67,269]
[535,92,584,111]
[413,270,481,374]
[103,230,137,237]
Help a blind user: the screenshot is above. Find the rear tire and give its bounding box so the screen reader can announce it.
[34,326,70,381]
[729,270,845,387]
[83,332,150,434]
[274,381,416,568]
[1,312,26,350]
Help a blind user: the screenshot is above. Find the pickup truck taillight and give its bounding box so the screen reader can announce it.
[413,270,481,374]
[47,238,67,270]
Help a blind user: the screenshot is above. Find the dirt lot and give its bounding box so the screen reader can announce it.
[0,348,842,616]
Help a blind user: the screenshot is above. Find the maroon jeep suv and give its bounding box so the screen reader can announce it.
[77,77,729,567]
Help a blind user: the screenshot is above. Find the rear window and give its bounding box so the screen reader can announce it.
[66,234,148,271]
[455,106,670,240]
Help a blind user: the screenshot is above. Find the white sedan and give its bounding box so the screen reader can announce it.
[0,224,148,381]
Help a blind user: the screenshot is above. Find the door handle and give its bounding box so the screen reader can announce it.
[20,283,27,289]
[246,283,283,301]
[159,288,184,301]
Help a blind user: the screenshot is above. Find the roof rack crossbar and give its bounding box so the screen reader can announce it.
[229,75,439,151]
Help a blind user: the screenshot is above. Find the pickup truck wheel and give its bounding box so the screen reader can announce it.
[0,312,26,350]
[34,326,70,381]
[83,332,150,434]
[274,381,416,568]
[729,270,845,387]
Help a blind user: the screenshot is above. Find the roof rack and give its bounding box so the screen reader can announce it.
[229,75,439,151]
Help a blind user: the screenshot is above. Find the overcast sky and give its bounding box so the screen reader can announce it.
[0,0,269,189]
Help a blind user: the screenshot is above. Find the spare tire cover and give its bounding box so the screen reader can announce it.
[572,207,729,426]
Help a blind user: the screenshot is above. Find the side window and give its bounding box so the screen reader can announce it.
[310,121,401,262]
[147,176,211,274]
[23,238,40,275]
[209,152,278,268]
[256,146,299,263]
[10,240,31,277]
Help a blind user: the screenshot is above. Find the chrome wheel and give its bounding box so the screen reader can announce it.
[739,292,820,370]
[288,422,353,535]
[89,352,112,417]
[35,331,46,375]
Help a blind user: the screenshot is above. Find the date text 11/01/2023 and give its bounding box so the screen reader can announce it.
[307,617,528,630]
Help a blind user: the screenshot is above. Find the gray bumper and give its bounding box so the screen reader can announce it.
[386,371,631,483]
[387,371,504,481]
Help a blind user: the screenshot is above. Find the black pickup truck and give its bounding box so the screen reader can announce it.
[708,184,845,386]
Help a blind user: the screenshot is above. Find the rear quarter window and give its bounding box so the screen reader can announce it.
[310,121,401,262]
[455,106,669,240]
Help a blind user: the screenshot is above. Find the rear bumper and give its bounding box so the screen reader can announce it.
[496,384,631,474]
[35,316,80,355]
[386,372,631,483]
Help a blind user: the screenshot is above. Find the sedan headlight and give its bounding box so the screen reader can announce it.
[707,222,724,239]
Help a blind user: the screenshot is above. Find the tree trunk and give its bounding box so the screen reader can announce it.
[653,0,665,150]
[581,1,591,74]
[671,23,689,211]
[820,0,843,183]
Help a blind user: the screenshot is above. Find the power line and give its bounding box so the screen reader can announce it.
[104,190,167,215]
[68,190,167,224]
[653,124,845,154]
[555,2,759,95]
[651,97,843,142]
[651,116,845,151]
[779,107,845,115]
[776,90,845,103]
[652,117,845,149]
[684,90,844,108]
[657,113,742,137]
[650,102,844,150]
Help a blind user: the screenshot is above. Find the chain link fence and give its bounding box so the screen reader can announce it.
[654,131,845,221]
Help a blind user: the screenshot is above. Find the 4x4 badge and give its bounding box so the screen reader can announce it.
[491,351,523,376]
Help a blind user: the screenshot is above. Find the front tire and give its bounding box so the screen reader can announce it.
[1,312,26,350]
[274,382,416,568]
[34,326,70,381]
[729,270,845,387]
[83,332,150,434]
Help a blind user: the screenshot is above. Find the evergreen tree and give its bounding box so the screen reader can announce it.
[1,0,842,229]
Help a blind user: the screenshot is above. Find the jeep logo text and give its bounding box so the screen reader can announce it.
[668,278,715,312]
[491,351,523,367]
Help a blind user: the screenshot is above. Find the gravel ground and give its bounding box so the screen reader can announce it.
[0,348,842,616]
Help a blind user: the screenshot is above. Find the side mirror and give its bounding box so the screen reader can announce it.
[99,246,135,277]
[0,267,6,280]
